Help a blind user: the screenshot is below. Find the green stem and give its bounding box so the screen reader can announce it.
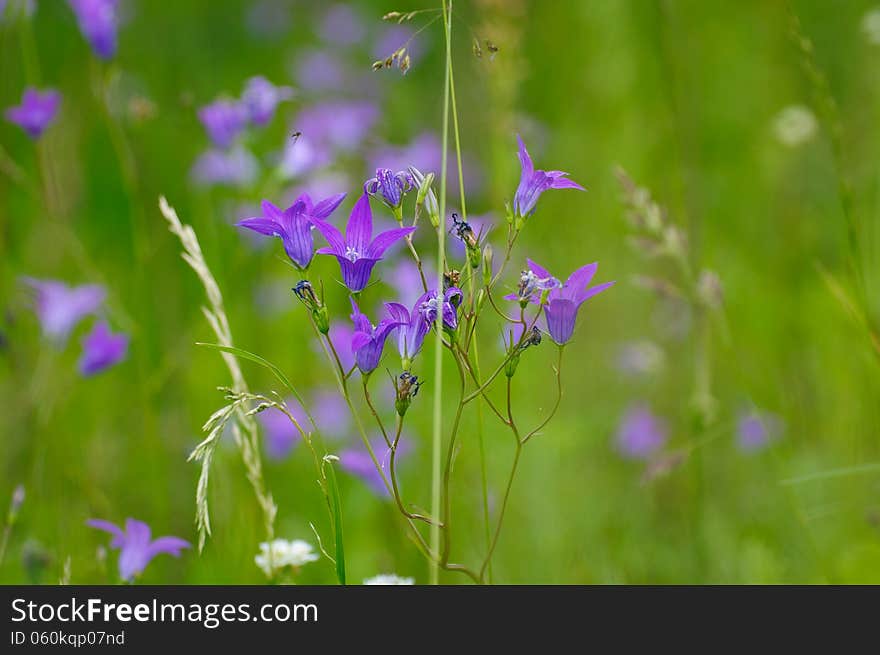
[431,0,454,585]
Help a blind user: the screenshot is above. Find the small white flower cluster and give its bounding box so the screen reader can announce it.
[255,539,319,577]
[363,573,414,585]
[773,105,818,147]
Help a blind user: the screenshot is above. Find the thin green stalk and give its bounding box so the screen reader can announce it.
[446,13,493,582]
[431,0,454,585]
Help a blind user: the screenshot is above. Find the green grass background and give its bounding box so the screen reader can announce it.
[2,0,880,584]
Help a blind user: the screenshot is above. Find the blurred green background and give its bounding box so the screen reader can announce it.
[2,0,880,584]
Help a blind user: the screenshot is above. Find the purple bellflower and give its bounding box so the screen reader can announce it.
[78,321,128,376]
[198,100,248,149]
[385,296,431,364]
[736,409,784,453]
[5,88,60,139]
[513,135,584,219]
[420,287,463,331]
[349,298,404,374]
[241,76,293,126]
[23,278,105,343]
[507,259,613,345]
[311,194,415,292]
[616,405,668,460]
[237,193,346,269]
[364,168,414,212]
[68,0,118,60]
[87,518,189,581]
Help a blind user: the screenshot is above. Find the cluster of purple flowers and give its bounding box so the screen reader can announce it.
[22,278,127,376]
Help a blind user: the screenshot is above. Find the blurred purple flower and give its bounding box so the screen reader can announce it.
[370,133,482,196]
[242,76,293,126]
[78,321,128,376]
[198,99,248,149]
[506,259,613,345]
[374,24,424,64]
[513,134,584,219]
[419,287,462,331]
[68,0,118,60]
[311,194,415,292]
[87,518,189,581]
[349,298,404,374]
[319,321,356,372]
[320,4,365,46]
[297,101,379,152]
[386,259,434,307]
[364,168,414,211]
[294,49,348,92]
[338,447,388,496]
[616,405,668,460]
[5,87,60,139]
[22,277,105,343]
[191,146,259,187]
[258,398,306,460]
[737,409,784,453]
[311,389,350,437]
[236,193,345,269]
[278,135,331,179]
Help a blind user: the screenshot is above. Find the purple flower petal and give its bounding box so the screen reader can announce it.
[366,226,416,259]
[5,87,60,139]
[345,194,373,255]
[78,321,128,376]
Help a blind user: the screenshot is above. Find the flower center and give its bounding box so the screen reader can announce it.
[344,246,360,262]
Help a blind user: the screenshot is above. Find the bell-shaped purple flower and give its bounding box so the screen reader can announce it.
[385,296,431,363]
[513,135,585,219]
[241,76,293,126]
[364,168,414,211]
[78,321,128,376]
[87,518,189,581]
[198,100,248,149]
[616,405,668,460]
[68,0,119,60]
[349,298,404,374]
[311,194,415,292]
[237,192,346,269]
[419,287,463,331]
[508,259,613,345]
[23,277,105,344]
[5,88,60,139]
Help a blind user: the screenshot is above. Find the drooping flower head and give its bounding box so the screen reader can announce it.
[616,405,668,460]
[364,168,414,212]
[237,193,346,269]
[311,194,415,292]
[513,135,585,219]
[5,88,60,139]
[241,76,293,126]
[736,409,784,453]
[419,287,463,331]
[349,298,404,374]
[68,0,118,60]
[87,518,189,581]
[22,278,105,343]
[506,259,613,345]
[198,99,248,149]
[78,321,128,376]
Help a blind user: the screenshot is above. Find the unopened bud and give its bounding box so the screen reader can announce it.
[482,245,494,286]
[409,167,439,226]
[505,351,521,378]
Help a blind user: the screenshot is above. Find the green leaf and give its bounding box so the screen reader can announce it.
[323,456,346,585]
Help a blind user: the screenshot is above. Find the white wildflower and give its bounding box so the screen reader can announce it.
[773,105,817,147]
[363,573,414,585]
[862,7,880,45]
[255,539,319,577]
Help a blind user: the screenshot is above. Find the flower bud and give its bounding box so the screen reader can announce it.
[409,166,439,226]
[482,245,494,286]
[313,305,330,334]
[505,351,521,378]
[395,371,422,416]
